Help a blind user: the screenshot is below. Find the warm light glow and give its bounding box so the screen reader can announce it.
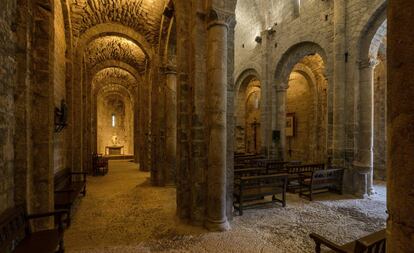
[112,114,116,127]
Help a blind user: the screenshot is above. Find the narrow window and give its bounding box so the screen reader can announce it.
[112,114,116,127]
[293,0,300,18]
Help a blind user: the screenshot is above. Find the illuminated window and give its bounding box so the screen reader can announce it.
[293,0,300,18]
[112,114,116,127]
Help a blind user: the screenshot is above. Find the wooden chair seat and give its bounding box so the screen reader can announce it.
[55,191,79,207]
[14,230,63,253]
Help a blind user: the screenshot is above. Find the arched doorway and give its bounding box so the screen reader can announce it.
[285,54,328,162]
[273,42,329,162]
[234,70,262,154]
[285,54,327,163]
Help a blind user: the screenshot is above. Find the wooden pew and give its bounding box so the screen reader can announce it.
[299,168,344,201]
[234,167,267,180]
[233,174,288,215]
[0,205,69,253]
[309,229,385,253]
[54,168,87,225]
[285,163,325,192]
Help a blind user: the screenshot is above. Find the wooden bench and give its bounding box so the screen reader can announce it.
[233,174,288,215]
[299,168,344,201]
[234,167,267,180]
[285,163,325,192]
[310,229,385,253]
[0,205,69,253]
[54,168,87,225]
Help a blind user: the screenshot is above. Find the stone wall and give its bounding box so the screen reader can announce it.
[0,0,16,213]
[53,0,67,173]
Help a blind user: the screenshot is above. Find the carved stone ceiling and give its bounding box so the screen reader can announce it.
[85,36,146,72]
[93,67,137,92]
[70,0,168,44]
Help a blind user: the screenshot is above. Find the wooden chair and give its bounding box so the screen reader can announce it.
[92,153,108,176]
[0,205,69,253]
[309,229,386,253]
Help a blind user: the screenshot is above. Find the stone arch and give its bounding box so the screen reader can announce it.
[288,60,326,162]
[233,68,261,153]
[358,1,387,61]
[89,60,143,85]
[234,68,261,96]
[76,23,154,60]
[272,42,328,161]
[274,41,327,88]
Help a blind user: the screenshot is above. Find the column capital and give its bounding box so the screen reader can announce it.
[207,8,236,30]
[359,58,379,69]
[160,64,177,74]
[275,85,288,92]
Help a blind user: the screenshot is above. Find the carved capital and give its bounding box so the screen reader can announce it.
[160,63,177,75]
[207,8,236,30]
[359,58,379,69]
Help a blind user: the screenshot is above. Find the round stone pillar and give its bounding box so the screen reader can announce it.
[276,87,287,160]
[164,67,177,186]
[354,58,377,196]
[387,0,414,250]
[205,9,231,231]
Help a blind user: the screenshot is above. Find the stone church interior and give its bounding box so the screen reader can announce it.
[0,0,413,252]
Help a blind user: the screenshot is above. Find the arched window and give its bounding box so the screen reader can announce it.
[293,0,301,18]
[112,114,116,127]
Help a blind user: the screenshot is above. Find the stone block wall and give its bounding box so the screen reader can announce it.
[0,0,16,213]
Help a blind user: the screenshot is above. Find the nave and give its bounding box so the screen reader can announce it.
[65,161,386,253]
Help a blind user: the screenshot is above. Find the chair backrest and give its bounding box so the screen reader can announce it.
[0,205,27,253]
[287,163,325,174]
[354,232,386,253]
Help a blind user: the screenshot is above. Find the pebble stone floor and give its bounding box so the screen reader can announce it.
[65,160,387,253]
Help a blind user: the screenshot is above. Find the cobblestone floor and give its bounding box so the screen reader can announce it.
[66,160,386,253]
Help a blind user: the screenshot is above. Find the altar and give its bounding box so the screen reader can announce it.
[105,145,124,155]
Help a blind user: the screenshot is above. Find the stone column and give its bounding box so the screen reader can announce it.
[354,58,377,196]
[276,87,287,160]
[332,0,346,166]
[164,66,177,186]
[387,0,414,250]
[134,86,140,164]
[205,9,231,231]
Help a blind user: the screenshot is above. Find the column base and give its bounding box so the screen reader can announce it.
[205,217,230,232]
